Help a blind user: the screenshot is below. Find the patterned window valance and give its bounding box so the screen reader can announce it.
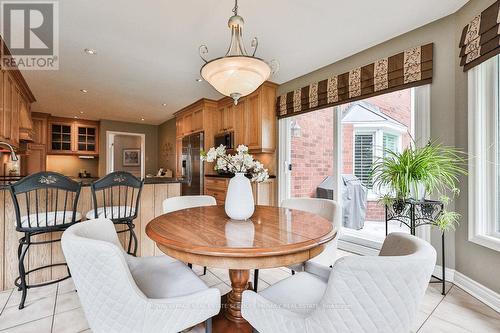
[459,0,500,71]
[276,43,433,119]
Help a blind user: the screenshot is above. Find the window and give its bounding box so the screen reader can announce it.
[468,54,500,251]
[353,130,402,189]
[354,133,374,188]
[383,133,398,157]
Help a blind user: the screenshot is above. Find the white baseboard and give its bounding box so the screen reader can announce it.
[433,264,455,282]
[453,271,500,313]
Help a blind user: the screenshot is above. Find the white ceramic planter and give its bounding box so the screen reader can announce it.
[225,172,255,220]
[410,181,427,201]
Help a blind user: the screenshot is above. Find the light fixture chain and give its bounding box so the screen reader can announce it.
[232,0,238,16]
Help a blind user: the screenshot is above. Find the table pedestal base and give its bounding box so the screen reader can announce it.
[225,269,249,323]
[212,269,253,332]
[213,294,252,333]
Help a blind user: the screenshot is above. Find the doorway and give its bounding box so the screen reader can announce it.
[279,86,430,253]
[106,131,146,179]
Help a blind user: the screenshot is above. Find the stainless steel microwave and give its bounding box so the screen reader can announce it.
[214,132,234,150]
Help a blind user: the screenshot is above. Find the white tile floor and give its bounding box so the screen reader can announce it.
[0,250,499,333]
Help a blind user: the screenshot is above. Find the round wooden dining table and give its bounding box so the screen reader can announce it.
[146,205,336,332]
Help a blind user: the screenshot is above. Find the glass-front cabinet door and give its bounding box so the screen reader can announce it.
[49,122,73,153]
[76,125,97,154]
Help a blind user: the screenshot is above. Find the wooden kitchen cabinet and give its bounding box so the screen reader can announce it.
[18,95,34,142]
[176,137,183,177]
[176,116,184,138]
[0,38,36,149]
[48,117,99,155]
[75,124,98,154]
[2,72,14,143]
[243,83,277,153]
[176,106,205,137]
[24,143,46,174]
[192,108,204,133]
[31,112,49,145]
[174,99,218,176]
[49,120,73,153]
[182,113,193,135]
[173,82,276,176]
[233,98,246,146]
[216,100,235,134]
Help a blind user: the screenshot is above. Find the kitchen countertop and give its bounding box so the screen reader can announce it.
[144,177,187,184]
[0,175,186,189]
[205,174,276,179]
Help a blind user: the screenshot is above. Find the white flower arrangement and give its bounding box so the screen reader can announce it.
[201,144,269,182]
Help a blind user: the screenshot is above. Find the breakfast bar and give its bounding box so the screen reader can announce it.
[0,178,183,292]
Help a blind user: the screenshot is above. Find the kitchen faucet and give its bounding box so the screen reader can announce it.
[0,141,18,161]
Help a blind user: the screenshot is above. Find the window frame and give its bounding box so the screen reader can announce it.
[468,55,500,252]
[352,126,403,198]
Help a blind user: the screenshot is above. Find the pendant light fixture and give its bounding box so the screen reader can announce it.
[199,0,277,105]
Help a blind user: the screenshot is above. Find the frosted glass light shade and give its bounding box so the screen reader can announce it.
[201,56,271,102]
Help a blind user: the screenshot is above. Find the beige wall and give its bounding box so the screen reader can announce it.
[453,0,500,293]
[98,120,158,177]
[46,155,99,178]
[278,0,500,292]
[157,118,176,173]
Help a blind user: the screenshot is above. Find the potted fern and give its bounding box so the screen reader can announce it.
[372,141,467,231]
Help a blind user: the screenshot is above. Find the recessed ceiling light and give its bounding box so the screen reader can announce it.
[196,78,203,82]
[80,111,84,114]
[84,48,97,55]
[74,116,78,119]
[161,103,167,107]
[141,117,145,121]
[80,89,88,93]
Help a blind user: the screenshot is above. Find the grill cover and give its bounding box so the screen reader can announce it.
[342,174,367,230]
[316,176,335,199]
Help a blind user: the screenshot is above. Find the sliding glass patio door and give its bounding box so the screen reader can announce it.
[279,86,430,254]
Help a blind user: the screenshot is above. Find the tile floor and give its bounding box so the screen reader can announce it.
[0,250,498,333]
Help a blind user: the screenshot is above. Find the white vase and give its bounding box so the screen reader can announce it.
[410,181,426,201]
[225,172,255,220]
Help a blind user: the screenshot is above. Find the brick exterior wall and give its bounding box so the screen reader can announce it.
[291,108,334,198]
[290,89,412,222]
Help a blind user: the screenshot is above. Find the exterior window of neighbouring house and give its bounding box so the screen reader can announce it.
[383,133,398,157]
[468,54,500,251]
[354,133,374,188]
[353,130,402,189]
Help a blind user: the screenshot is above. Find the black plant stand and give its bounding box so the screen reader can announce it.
[385,199,447,295]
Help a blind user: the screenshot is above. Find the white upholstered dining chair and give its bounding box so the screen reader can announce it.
[162,195,217,214]
[61,218,220,333]
[281,198,339,271]
[252,198,338,291]
[242,232,436,333]
[162,195,217,275]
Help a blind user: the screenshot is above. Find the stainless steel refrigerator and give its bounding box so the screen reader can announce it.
[181,132,204,195]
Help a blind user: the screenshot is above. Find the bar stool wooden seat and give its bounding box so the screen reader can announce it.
[9,172,82,309]
[86,171,143,256]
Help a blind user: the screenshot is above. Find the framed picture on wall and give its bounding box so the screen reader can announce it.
[123,149,141,166]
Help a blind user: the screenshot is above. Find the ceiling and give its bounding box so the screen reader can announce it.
[21,0,468,125]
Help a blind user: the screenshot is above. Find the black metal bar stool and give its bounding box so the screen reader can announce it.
[86,171,143,256]
[9,172,82,309]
